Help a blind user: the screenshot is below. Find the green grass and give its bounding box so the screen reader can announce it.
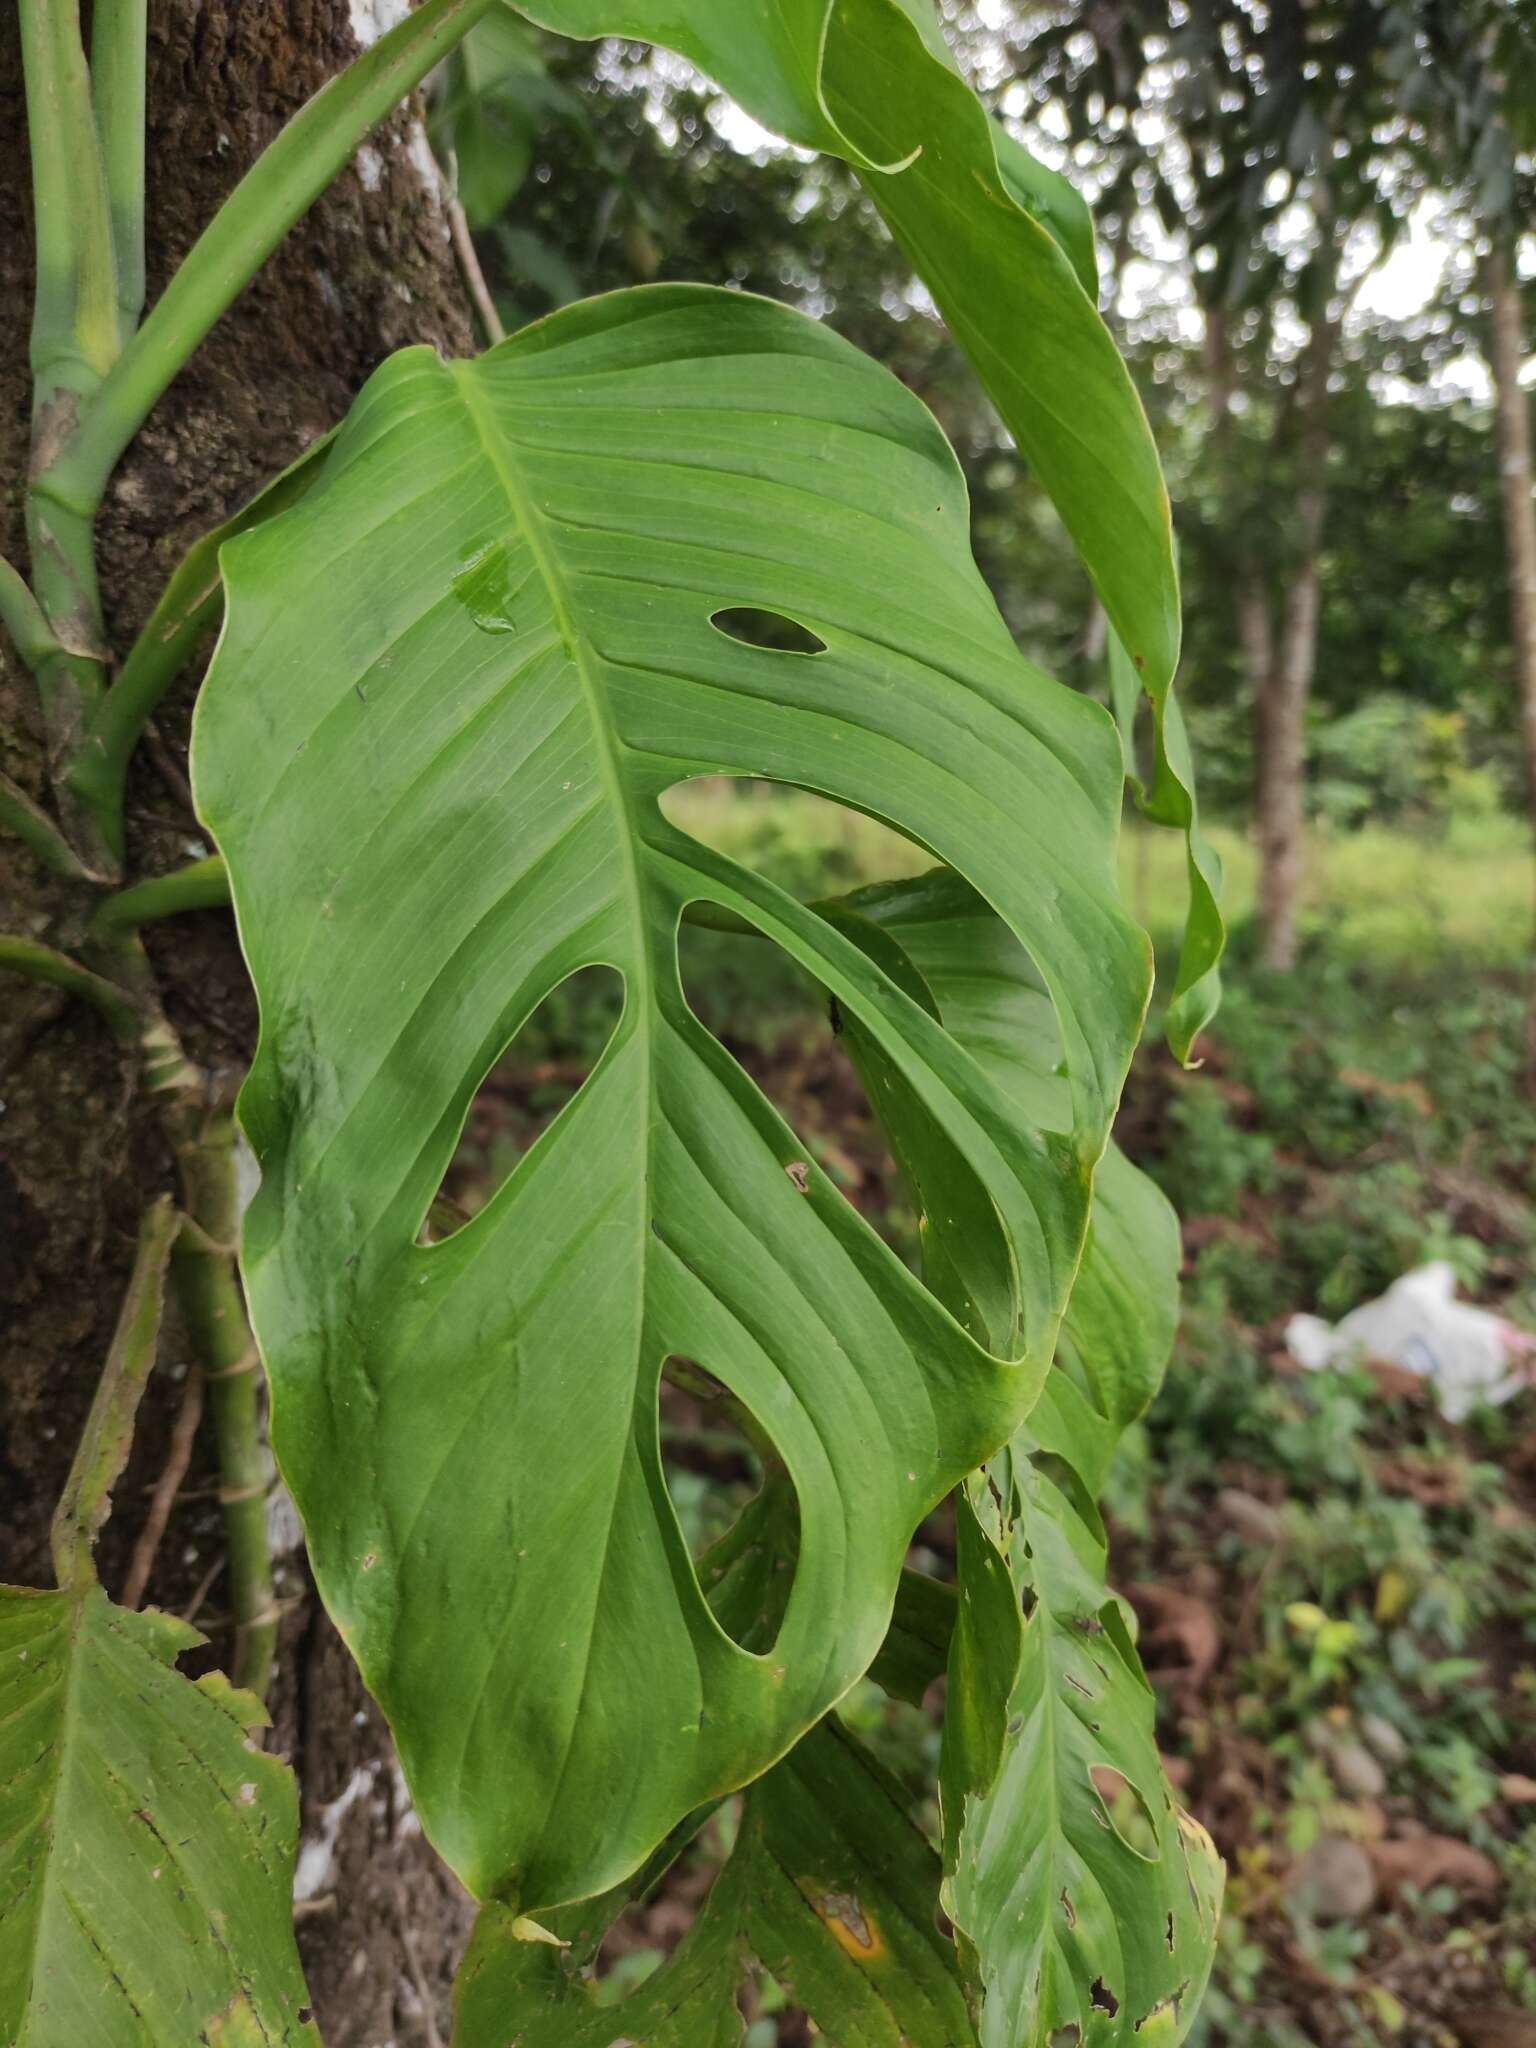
[667,779,1534,970]
[1124,810,1533,967]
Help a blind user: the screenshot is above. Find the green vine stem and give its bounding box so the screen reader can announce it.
[0,770,96,880]
[0,553,65,672]
[39,0,495,549]
[51,1195,180,1591]
[65,428,337,854]
[89,0,148,339]
[1,920,280,1697]
[94,853,231,931]
[18,0,115,760]
[0,932,140,1032]
[169,1106,278,1699]
[108,957,280,1699]
[18,0,118,401]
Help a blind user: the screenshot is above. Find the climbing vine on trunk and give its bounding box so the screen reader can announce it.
[1,4,1224,2042]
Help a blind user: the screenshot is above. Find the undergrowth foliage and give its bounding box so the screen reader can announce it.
[1,4,1226,2042]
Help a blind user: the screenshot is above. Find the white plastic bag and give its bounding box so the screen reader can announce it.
[1286,1261,1536,1422]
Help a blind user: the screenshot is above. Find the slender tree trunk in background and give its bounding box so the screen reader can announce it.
[1253,289,1336,973]
[1206,299,1328,971]
[1484,237,1536,1074]
[1254,539,1322,970]
[1,8,475,2035]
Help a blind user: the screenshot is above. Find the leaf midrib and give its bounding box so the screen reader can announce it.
[446,356,663,1864]
[14,1587,86,2048]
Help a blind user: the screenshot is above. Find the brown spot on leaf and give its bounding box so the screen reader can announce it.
[805,1884,882,1958]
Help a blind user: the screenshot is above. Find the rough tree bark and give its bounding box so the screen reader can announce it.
[1484,237,1536,1052]
[1,5,477,2037]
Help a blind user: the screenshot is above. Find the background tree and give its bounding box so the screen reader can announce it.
[995,0,1417,968]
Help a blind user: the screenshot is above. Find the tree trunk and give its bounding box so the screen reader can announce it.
[1484,237,1536,1072]
[1254,540,1322,970]
[1,6,476,2037]
[1253,288,1336,974]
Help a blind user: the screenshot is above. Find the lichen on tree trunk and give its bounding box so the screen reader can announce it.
[0,4,477,2035]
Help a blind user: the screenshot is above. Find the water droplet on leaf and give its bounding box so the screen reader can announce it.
[452,542,516,635]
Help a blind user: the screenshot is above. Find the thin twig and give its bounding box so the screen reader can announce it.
[95,854,230,933]
[142,718,198,817]
[120,1364,205,1609]
[51,1197,181,1591]
[179,1550,225,1628]
[447,193,504,345]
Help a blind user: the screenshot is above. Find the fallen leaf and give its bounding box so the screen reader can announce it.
[1129,1583,1220,1686]
[1454,2009,1536,2048]
[1368,1834,1500,1900]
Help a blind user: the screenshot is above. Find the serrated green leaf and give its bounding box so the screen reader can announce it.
[0,1586,318,2046]
[452,1717,973,2047]
[192,284,1148,1913]
[511,0,1176,690]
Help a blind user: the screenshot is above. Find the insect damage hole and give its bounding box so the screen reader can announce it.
[659,1359,801,1655]
[1091,1979,1120,2016]
[709,606,828,656]
[419,964,625,1242]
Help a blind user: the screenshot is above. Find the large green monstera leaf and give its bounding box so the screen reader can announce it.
[193,285,1149,1913]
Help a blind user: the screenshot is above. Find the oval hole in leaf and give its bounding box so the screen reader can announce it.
[421,963,625,1242]
[664,779,931,1249]
[709,606,828,656]
[1089,1763,1161,1861]
[586,1800,752,1991]
[671,904,911,1262]
[661,1361,802,1655]
[664,777,1033,1349]
[662,779,929,911]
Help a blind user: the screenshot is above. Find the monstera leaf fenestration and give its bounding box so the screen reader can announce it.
[192,285,1150,1914]
[511,0,1220,1067]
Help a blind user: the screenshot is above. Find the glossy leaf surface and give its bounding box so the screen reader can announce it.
[0,1587,318,2046]
[193,285,1147,1912]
